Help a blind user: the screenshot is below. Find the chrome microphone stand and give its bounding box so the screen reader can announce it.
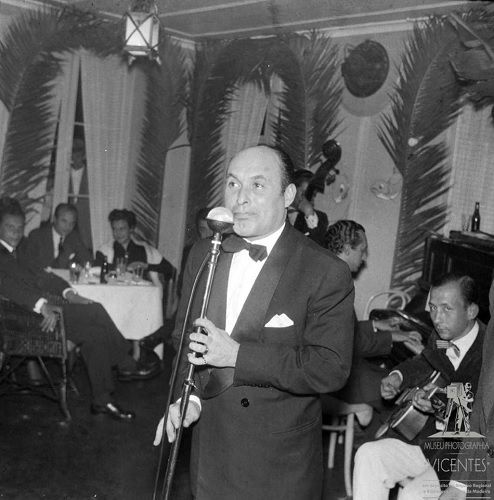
[155,209,233,500]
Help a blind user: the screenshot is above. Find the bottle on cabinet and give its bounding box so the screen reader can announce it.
[471,202,481,232]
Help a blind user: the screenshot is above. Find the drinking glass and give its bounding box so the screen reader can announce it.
[116,257,127,278]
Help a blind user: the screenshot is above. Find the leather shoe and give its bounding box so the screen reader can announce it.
[117,360,162,382]
[91,402,136,421]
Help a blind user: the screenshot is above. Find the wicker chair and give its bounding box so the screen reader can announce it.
[0,298,70,420]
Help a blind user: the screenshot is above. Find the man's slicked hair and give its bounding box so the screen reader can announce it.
[325,220,366,255]
[432,273,479,307]
[54,203,78,219]
[0,197,24,224]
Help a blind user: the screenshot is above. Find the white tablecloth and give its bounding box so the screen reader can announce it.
[51,270,163,340]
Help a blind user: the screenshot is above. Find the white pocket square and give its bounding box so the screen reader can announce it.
[264,313,294,328]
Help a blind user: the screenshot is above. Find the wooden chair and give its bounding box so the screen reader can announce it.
[0,298,71,420]
[363,290,411,320]
[322,396,373,498]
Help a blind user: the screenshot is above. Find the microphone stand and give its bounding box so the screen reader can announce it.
[158,228,226,500]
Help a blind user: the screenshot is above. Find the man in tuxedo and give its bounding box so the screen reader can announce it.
[155,145,355,499]
[353,274,485,500]
[19,203,92,272]
[325,219,423,407]
[287,168,328,246]
[0,197,158,421]
[438,279,494,500]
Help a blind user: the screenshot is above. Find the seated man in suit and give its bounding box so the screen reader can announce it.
[325,219,422,409]
[287,168,328,246]
[0,197,159,421]
[19,203,92,272]
[353,273,485,500]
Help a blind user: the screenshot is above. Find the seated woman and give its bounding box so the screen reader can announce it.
[95,209,173,287]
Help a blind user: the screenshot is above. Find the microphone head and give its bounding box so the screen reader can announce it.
[206,207,234,234]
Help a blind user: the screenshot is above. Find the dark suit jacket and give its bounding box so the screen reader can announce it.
[18,224,92,272]
[449,317,494,495]
[335,317,392,404]
[0,244,69,310]
[175,224,354,500]
[293,208,328,246]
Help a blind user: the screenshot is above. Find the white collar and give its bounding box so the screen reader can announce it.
[451,321,479,357]
[243,223,285,257]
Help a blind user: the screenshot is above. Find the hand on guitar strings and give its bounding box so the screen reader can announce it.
[411,388,434,414]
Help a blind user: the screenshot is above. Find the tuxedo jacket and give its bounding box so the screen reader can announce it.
[449,317,494,494]
[18,224,92,272]
[0,244,69,310]
[336,316,392,404]
[293,208,329,246]
[174,223,354,500]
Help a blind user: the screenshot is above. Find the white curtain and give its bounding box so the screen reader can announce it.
[221,81,269,166]
[262,74,285,145]
[445,104,494,235]
[52,52,81,212]
[80,51,144,252]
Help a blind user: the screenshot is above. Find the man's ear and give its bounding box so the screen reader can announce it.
[467,303,479,321]
[284,183,296,208]
[342,243,351,256]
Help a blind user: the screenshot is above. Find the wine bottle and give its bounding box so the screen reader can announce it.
[100,256,109,283]
[471,202,481,232]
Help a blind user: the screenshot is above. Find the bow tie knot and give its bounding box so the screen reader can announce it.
[221,234,268,262]
[436,339,460,358]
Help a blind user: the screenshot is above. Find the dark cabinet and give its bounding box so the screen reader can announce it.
[420,233,494,323]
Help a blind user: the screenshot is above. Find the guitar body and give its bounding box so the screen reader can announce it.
[376,370,449,441]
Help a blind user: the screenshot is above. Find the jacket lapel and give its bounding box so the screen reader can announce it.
[202,225,295,399]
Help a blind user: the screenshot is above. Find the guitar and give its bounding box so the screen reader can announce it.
[375,370,449,441]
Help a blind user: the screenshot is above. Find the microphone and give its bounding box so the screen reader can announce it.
[206,207,234,234]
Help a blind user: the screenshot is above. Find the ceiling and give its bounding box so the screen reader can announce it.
[38,0,476,39]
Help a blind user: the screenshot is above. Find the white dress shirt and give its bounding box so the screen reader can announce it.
[52,227,63,258]
[225,223,284,334]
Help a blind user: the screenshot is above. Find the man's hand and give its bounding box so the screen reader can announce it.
[65,290,93,305]
[297,197,315,218]
[381,372,402,399]
[374,317,402,332]
[439,486,467,500]
[40,304,62,332]
[412,388,434,414]
[153,399,201,445]
[188,317,239,368]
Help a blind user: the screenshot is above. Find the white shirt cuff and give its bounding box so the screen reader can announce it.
[177,396,202,411]
[449,480,467,493]
[62,288,76,299]
[34,298,47,314]
[388,370,404,385]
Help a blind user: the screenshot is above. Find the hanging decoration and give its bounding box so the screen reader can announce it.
[123,0,161,65]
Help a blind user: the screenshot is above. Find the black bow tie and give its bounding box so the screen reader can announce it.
[222,234,268,262]
[436,340,460,358]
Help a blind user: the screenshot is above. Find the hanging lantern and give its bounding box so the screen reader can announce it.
[124,0,161,64]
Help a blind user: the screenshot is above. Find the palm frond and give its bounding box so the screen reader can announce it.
[185,39,264,244]
[0,8,121,218]
[131,37,187,244]
[377,17,463,289]
[280,32,343,170]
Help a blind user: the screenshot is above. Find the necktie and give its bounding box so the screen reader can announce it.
[58,236,64,255]
[436,339,460,358]
[221,234,268,262]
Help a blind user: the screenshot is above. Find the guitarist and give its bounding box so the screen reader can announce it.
[353,273,485,500]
